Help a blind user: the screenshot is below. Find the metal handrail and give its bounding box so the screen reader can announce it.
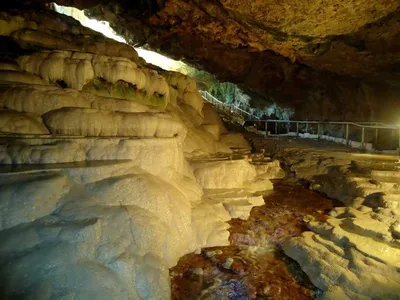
[248,119,399,130]
[247,119,400,151]
[199,90,259,120]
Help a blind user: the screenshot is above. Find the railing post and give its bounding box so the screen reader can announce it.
[361,127,365,148]
[345,124,349,145]
[296,122,299,136]
[275,121,278,135]
[317,122,321,138]
[305,122,308,133]
[392,129,395,149]
[398,128,400,154]
[287,122,290,134]
[375,128,378,147]
[265,122,268,134]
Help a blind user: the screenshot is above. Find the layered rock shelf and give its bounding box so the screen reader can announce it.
[249,138,400,299]
[0,9,283,299]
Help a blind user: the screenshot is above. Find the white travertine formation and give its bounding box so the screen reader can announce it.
[0,171,71,230]
[43,108,187,138]
[254,160,285,179]
[201,102,228,140]
[0,110,49,134]
[279,148,400,299]
[0,61,21,71]
[167,99,233,156]
[184,125,232,156]
[191,189,268,249]
[16,51,169,98]
[0,137,201,200]
[0,70,46,85]
[164,71,197,94]
[191,159,258,190]
[0,10,140,61]
[220,132,251,150]
[0,84,156,115]
[0,9,281,300]
[191,202,232,248]
[222,196,265,220]
[182,91,204,116]
[164,71,204,115]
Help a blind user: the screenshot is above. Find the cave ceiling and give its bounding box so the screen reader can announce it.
[2,0,400,116]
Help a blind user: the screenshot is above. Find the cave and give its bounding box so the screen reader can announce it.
[0,1,399,299]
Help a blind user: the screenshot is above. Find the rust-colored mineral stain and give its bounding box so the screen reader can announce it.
[170,180,339,299]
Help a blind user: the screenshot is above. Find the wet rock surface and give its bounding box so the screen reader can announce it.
[0,10,277,299]
[247,136,400,299]
[170,180,338,299]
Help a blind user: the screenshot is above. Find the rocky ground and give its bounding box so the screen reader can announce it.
[252,136,400,299]
[172,134,400,299]
[171,180,338,299]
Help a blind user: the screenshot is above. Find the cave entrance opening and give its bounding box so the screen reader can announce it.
[51,3,295,125]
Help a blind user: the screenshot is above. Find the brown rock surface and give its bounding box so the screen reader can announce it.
[1,2,400,120]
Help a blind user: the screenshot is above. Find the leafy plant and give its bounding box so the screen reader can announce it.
[184,67,294,120]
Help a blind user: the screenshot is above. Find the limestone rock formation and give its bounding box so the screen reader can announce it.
[220,132,251,150]
[0,110,49,134]
[42,108,187,138]
[0,9,282,299]
[277,147,400,299]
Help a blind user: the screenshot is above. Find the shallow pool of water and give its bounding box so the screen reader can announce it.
[170,180,340,299]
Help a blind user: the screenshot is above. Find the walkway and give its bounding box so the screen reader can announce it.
[248,119,400,153]
[199,90,259,121]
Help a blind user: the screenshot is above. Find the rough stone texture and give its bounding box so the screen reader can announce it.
[0,9,282,300]
[273,144,400,299]
[42,108,187,138]
[33,0,400,122]
[0,110,49,135]
[167,98,233,157]
[0,171,71,230]
[191,158,273,192]
[15,50,170,107]
[201,103,228,140]
[253,159,285,179]
[0,3,399,120]
[190,153,281,250]
[0,84,157,115]
[220,132,251,150]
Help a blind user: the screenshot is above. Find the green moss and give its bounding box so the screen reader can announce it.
[82,78,168,108]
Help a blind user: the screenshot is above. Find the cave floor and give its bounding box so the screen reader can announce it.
[170,180,340,299]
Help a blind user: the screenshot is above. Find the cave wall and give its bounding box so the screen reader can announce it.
[74,0,400,122]
[2,1,400,122]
